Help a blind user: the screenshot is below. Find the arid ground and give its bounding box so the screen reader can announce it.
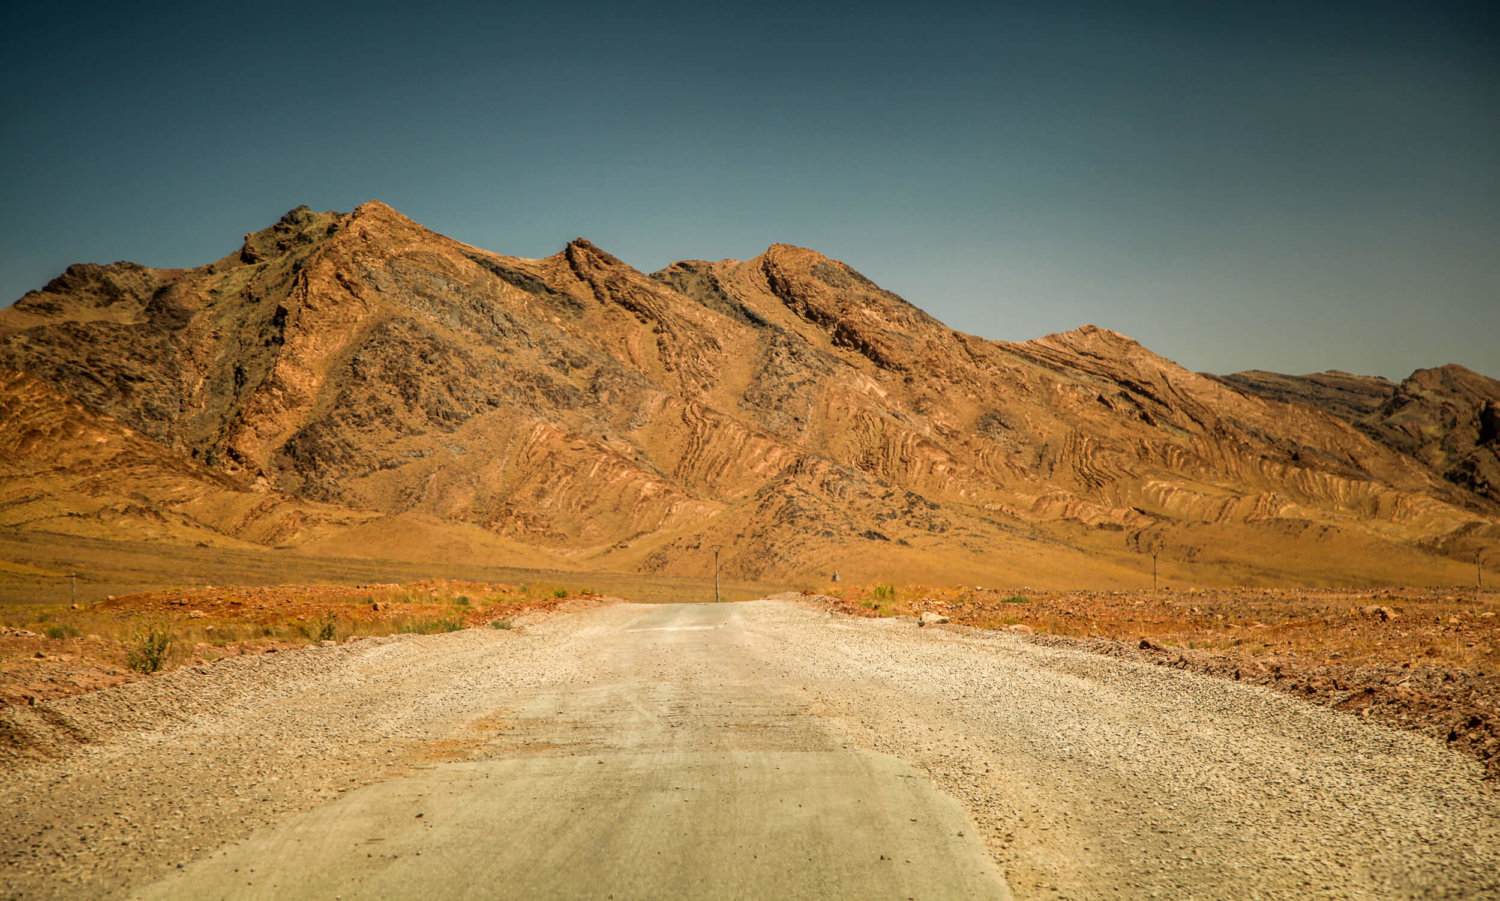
[3,579,1497,900]
[3,599,1498,900]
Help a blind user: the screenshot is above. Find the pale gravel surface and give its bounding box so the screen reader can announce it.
[744,605,1500,899]
[3,600,1498,900]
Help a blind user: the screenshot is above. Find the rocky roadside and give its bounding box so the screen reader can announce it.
[746,601,1500,900]
[0,602,605,900]
[1035,632,1500,781]
[0,584,603,709]
[811,593,1500,781]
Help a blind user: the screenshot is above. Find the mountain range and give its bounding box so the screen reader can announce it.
[2,201,1496,587]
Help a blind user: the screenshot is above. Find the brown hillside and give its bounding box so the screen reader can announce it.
[1217,370,1396,422]
[1224,366,1500,511]
[1,202,1496,586]
[0,369,368,547]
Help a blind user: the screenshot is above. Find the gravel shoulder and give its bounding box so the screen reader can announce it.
[751,604,1499,899]
[3,600,1497,900]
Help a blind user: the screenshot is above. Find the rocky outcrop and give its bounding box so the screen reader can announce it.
[0,370,367,546]
[1225,365,1500,510]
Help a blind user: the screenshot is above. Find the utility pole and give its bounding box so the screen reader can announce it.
[1152,552,1159,592]
[714,548,721,604]
[69,572,77,606]
[1480,552,1484,592]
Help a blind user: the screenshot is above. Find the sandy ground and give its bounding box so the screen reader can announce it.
[2,601,1497,900]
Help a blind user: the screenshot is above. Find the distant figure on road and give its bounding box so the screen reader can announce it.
[832,571,840,583]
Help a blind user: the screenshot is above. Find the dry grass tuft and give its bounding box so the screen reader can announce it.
[0,579,610,706]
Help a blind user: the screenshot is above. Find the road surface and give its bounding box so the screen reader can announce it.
[3,601,1497,899]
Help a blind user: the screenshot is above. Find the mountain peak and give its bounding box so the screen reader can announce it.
[758,243,837,269]
[347,199,427,228]
[1028,323,1140,354]
[764,242,818,255]
[237,205,343,265]
[562,237,629,271]
[351,199,397,216]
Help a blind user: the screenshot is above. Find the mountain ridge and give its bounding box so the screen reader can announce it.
[2,202,1496,587]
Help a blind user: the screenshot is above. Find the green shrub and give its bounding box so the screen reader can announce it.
[490,619,514,630]
[45,624,80,640]
[455,595,471,606]
[871,584,897,602]
[553,588,568,599]
[314,615,337,642]
[400,617,464,635]
[127,624,172,674]
[1004,594,1029,604]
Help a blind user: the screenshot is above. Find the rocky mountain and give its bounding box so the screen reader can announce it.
[1223,367,1500,510]
[1,202,1495,587]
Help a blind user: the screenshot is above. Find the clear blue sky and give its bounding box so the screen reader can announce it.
[3,1,1495,379]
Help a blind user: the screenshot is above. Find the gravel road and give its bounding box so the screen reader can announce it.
[2,600,1496,900]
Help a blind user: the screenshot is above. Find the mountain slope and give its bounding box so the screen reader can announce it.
[1,202,1494,586]
[1223,366,1500,510]
[0,369,368,547]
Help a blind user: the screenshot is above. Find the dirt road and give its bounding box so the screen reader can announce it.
[3,601,1497,899]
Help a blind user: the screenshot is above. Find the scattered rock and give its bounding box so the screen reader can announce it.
[1361,605,1398,622]
[918,611,950,626]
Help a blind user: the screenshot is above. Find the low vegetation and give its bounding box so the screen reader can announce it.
[825,583,1498,673]
[125,622,172,674]
[0,579,602,705]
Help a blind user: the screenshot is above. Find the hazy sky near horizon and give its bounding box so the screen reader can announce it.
[2,1,1495,380]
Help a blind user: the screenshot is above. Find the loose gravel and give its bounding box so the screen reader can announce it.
[0,614,594,899]
[2,600,1496,900]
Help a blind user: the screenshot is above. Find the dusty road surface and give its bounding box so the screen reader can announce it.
[3,601,1497,900]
